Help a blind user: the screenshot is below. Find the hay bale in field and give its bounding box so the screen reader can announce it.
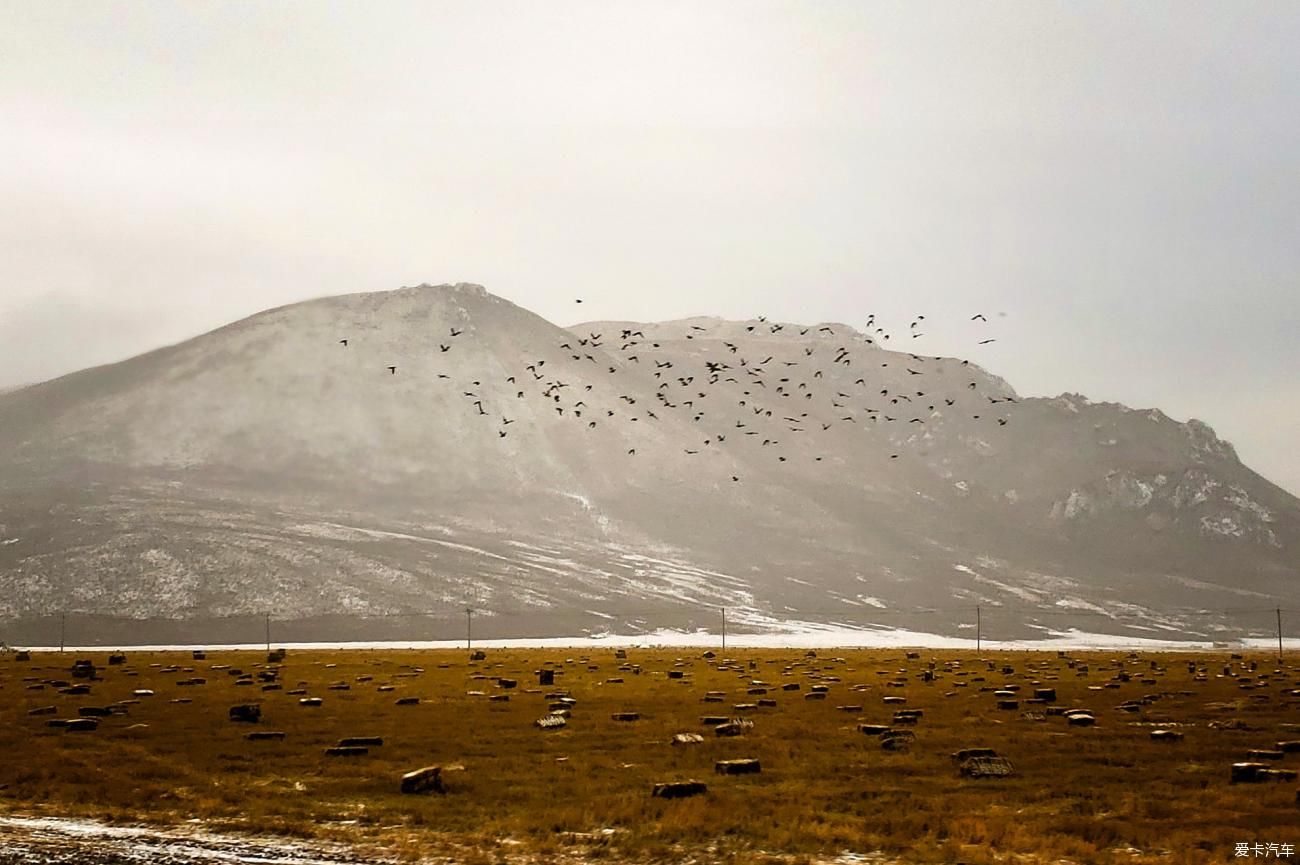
[498,678,518,689]
[859,724,892,736]
[1149,730,1184,742]
[535,714,567,730]
[1231,763,1297,783]
[401,766,446,794]
[715,759,761,775]
[880,730,915,751]
[782,683,800,691]
[108,653,126,666]
[393,696,421,707]
[469,651,486,661]
[537,669,555,686]
[1034,688,1056,701]
[615,649,627,659]
[701,716,730,726]
[246,731,286,741]
[64,718,100,732]
[758,699,777,708]
[673,733,705,745]
[28,706,56,716]
[339,736,383,747]
[652,780,707,799]
[952,748,998,762]
[229,704,261,723]
[298,697,323,707]
[325,746,368,757]
[78,706,112,717]
[882,695,906,705]
[489,694,510,702]
[1273,740,1300,753]
[733,703,758,712]
[997,700,1020,711]
[46,719,70,728]
[960,755,1015,779]
[611,712,640,722]
[715,720,752,737]
[667,670,684,680]
[837,705,863,713]
[15,651,31,661]
[804,692,827,701]
[1066,713,1096,727]
[1247,749,1285,761]
[702,694,725,703]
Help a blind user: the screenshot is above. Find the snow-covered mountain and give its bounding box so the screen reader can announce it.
[0,283,1295,644]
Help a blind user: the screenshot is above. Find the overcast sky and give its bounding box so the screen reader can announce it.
[2,1,1298,494]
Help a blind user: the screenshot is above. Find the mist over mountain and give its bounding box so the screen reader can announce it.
[1,283,1294,645]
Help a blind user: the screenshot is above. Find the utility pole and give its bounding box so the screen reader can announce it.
[265,613,271,652]
[60,613,66,653]
[975,606,981,653]
[721,607,727,653]
[1278,608,1284,663]
[465,607,473,650]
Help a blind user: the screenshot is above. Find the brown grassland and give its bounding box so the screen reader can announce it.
[1,645,1298,864]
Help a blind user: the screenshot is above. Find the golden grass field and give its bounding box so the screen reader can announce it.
[1,645,1298,864]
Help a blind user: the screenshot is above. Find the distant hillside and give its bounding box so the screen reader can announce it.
[1,283,1295,644]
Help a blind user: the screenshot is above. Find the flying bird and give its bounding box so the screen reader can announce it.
[339,339,348,346]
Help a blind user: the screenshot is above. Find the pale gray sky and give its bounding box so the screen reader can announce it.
[2,1,1298,493]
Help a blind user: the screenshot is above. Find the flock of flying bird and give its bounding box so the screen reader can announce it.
[339,301,1016,483]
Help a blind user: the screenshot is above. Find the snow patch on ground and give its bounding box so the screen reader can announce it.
[31,626,1300,653]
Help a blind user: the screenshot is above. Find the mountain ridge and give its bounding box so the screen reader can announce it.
[0,282,1294,643]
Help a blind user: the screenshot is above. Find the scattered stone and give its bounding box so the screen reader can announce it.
[325,746,369,757]
[535,714,567,730]
[246,731,287,741]
[715,759,761,775]
[672,733,705,745]
[611,712,640,722]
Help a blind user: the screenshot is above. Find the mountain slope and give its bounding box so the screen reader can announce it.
[0,283,1295,643]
